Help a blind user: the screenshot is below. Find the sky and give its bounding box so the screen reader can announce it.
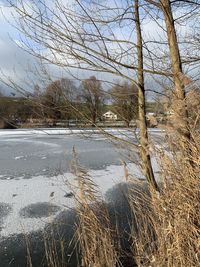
[0,0,160,96]
[0,0,198,97]
[0,1,36,95]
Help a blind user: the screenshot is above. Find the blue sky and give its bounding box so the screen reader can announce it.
[0,0,198,97]
[0,1,162,93]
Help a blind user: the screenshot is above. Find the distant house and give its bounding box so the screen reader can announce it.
[102,110,117,121]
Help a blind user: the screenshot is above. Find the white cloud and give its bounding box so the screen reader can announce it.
[0,0,198,97]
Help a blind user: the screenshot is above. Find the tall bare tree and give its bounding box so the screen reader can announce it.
[4,0,161,189]
[81,76,104,126]
[160,0,190,142]
[145,0,200,141]
[135,0,159,190]
[110,81,138,127]
[43,78,77,124]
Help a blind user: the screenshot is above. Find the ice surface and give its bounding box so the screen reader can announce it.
[0,128,162,237]
[0,128,164,137]
[0,162,149,237]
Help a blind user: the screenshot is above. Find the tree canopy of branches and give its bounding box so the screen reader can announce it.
[110,81,138,127]
[43,78,78,123]
[81,76,104,126]
[0,97,31,123]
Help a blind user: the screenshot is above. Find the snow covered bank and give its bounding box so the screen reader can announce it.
[0,128,165,137]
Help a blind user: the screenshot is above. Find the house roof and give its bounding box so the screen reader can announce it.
[103,110,116,115]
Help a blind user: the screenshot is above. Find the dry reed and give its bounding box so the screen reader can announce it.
[70,148,120,267]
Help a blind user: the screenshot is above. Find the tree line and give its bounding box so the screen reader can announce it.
[0,76,138,127]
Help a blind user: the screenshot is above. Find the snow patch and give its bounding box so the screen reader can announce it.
[0,162,155,237]
[14,156,24,160]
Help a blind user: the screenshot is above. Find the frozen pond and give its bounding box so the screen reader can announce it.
[0,128,164,235]
[0,128,164,266]
[0,128,140,234]
[0,130,133,180]
[0,128,164,180]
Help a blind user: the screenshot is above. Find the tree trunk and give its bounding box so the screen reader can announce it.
[160,0,190,142]
[126,120,130,128]
[92,112,96,127]
[134,0,159,191]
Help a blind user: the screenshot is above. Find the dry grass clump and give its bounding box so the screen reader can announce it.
[127,180,156,267]
[70,148,120,267]
[123,118,200,267]
[153,143,199,266]
[131,132,200,267]
[43,231,66,267]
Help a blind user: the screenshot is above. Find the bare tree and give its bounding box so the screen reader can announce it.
[81,76,104,126]
[144,0,200,141]
[43,78,77,125]
[110,81,138,127]
[134,0,159,191]
[160,0,190,142]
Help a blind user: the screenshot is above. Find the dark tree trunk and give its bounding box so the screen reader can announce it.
[134,0,159,192]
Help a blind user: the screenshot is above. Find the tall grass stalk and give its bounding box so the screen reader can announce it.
[71,148,120,267]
